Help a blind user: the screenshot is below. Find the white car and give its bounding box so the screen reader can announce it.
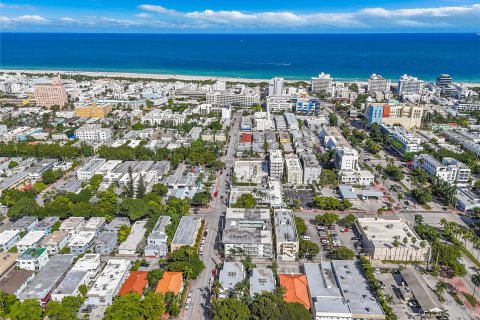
[302,235,311,241]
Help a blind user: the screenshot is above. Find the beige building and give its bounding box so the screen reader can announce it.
[75,103,113,118]
[356,217,431,263]
[382,105,424,130]
[34,76,68,108]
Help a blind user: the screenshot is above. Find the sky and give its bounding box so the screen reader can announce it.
[1,0,480,32]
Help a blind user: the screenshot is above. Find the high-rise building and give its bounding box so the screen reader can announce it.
[367,74,391,93]
[397,74,423,95]
[33,76,68,109]
[311,72,332,92]
[269,77,284,96]
[436,74,453,88]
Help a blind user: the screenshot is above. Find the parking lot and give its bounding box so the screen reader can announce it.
[284,189,314,209]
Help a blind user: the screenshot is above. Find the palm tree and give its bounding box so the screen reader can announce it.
[211,279,222,297]
[185,246,195,263]
[471,273,480,298]
[384,294,394,305]
[435,281,447,301]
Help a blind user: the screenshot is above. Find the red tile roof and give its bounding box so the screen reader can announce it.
[279,274,310,309]
[118,271,148,296]
[155,272,183,295]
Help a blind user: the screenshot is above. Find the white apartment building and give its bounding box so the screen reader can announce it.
[397,74,423,96]
[285,154,303,185]
[284,113,299,130]
[16,247,49,271]
[206,91,260,106]
[59,217,85,235]
[68,231,96,254]
[301,152,322,185]
[269,77,284,96]
[75,124,112,142]
[269,150,284,180]
[76,158,107,180]
[413,154,471,184]
[274,209,299,261]
[86,259,131,306]
[266,96,292,113]
[311,72,332,92]
[0,230,20,252]
[254,112,272,131]
[334,147,359,171]
[40,231,70,255]
[16,230,46,254]
[72,254,102,284]
[368,74,391,93]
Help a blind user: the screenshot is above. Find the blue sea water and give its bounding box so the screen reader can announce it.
[1,33,479,81]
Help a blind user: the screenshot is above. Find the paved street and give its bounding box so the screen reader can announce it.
[185,115,241,320]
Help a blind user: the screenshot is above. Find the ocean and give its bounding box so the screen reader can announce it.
[1,33,479,82]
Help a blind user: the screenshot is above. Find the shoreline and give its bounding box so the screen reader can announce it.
[1,68,480,87]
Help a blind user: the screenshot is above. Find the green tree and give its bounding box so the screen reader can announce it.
[166,246,205,279]
[104,292,144,320]
[8,160,18,169]
[250,292,282,320]
[343,214,357,227]
[313,196,340,210]
[0,290,17,316]
[120,198,149,221]
[295,217,306,235]
[298,240,320,259]
[45,296,82,320]
[126,166,135,198]
[232,193,256,209]
[472,273,480,298]
[192,191,211,206]
[212,298,250,320]
[328,113,338,126]
[117,225,131,244]
[210,120,223,132]
[42,169,63,185]
[147,269,164,289]
[315,212,340,226]
[89,174,104,191]
[136,174,146,198]
[280,302,311,320]
[331,247,355,260]
[8,299,43,320]
[8,197,39,219]
[141,292,165,320]
[319,169,338,186]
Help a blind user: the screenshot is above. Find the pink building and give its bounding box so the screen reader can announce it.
[34,76,68,109]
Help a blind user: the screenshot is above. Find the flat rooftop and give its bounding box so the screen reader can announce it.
[9,216,38,230]
[171,216,201,245]
[0,252,19,275]
[88,259,131,297]
[274,209,298,243]
[219,262,245,291]
[18,254,75,300]
[60,217,84,230]
[41,231,69,246]
[34,217,59,231]
[0,269,35,295]
[118,220,147,252]
[53,270,89,295]
[18,247,47,260]
[106,217,130,231]
[17,230,45,246]
[68,231,96,247]
[250,268,275,296]
[0,229,20,244]
[223,208,272,245]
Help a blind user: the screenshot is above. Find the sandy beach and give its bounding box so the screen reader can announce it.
[1,69,479,87]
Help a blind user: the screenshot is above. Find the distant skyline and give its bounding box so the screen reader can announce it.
[1,0,480,32]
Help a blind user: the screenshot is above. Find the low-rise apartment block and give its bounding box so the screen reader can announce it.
[274,209,299,261]
[68,231,96,254]
[16,247,49,271]
[285,154,303,185]
[59,217,85,235]
[145,216,171,258]
[222,208,273,259]
[171,216,202,251]
[0,230,20,252]
[118,220,147,255]
[40,231,69,255]
[86,259,131,306]
[16,230,46,253]
[250,268,275,297]
[301,152,322,184]
[94,231,117,254]
[269,149,284,180]
[75,124,112,142]
[71,254,102,284]
[413,154,471,184]
[9,216,38,233]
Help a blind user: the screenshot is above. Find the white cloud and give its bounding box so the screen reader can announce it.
[361,5,479,17]
[136,13,151,18]
[137,4,178,15]
[0,14,48,25]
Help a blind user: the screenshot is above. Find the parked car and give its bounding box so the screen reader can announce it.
[302,235,311,241]
[340,228,349,232]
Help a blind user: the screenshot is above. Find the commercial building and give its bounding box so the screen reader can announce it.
[75,124,112,142]
[218,262,246,298]
[155,271,184,296]
[305,261,385,320]
[400,269,443,314]
[295,98,320,114]
[118,220,147,255]
[51,269,89,301]
[366,104,384,126]
[301,152,322,184]
[59,217,85,235]
[367,74,391,93]
[269,150,284,180]
[311,72,332,92]
[284,154,303,185]
[380,124,423,153]
[16,247,49,271]
[86,259,131,306]
[16,230,46,253]
[269,77,284,96]
[33,76,68,108]
[118,271,149,296]
[94,231,117,254]
[274,209,299,261]
[75,103,113,118]
[68,231,96,254]
[413,154,471,184]
[338,170,375,186]
[18,254,75,307]
[279,274,310,309]
[356,217,431,263]
[222,208,273,259]
[171,216,202,251]
[250,268,275,297]
[454,188,480,212]
[145,216,171,258]
[365,104,424,129]
[0,229,20,252]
